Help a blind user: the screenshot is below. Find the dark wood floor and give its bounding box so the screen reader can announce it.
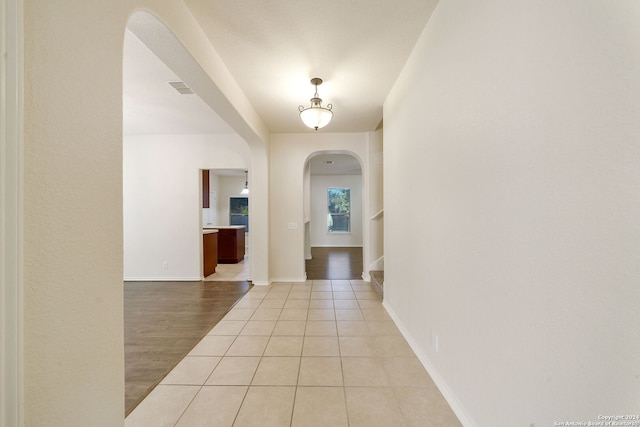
[124,280,251,415]
[305,246,363,280]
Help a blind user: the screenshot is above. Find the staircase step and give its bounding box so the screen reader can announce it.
[369,270,384,298]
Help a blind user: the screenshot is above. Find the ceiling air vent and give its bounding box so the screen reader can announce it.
[168,81,194,95]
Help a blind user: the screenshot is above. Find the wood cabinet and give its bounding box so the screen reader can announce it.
[202,170,210,208]
[209,226,245,263]
[203,230,218,276]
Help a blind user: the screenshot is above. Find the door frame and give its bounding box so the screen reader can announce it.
[1,0,25,425]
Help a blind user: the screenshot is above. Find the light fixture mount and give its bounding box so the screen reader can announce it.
[298,78,333,131]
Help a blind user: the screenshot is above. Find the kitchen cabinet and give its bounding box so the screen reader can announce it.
[204,226,245,263]
[203,230,218,276]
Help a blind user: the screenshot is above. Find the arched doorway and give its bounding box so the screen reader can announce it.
[122,11,268,414]
[304,152,364,280]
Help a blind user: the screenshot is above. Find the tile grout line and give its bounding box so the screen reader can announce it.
[133,279,405,426]
[172,298,248,427]
[228,289,265,427]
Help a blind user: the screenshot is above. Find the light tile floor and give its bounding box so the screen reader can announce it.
[204,255,251,282]
[125,280,462,427]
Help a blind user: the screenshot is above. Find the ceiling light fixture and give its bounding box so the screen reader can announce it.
[240,170,249,195]
[298,78,333,131]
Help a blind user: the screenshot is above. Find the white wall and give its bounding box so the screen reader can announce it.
[367,129,384,271]
[303,162,312,259]
[124,134,249,280]
[270,132,370,282]
[383,1,640,426]
[310,174,362,247]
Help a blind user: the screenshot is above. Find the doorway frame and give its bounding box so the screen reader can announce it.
[1,0,24,424]
[303,150,368,281]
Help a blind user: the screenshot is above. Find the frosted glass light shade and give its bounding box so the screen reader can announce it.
[298,78,333,131]
[299,98,333,131]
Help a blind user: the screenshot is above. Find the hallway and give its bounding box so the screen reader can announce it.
[125,280,461,426]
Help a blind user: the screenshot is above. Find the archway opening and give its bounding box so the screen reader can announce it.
[303,152,363,280]
[122,12,256,414]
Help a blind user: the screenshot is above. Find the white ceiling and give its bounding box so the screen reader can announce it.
[209,169,246,177]
[123,31,234,135]
[309,154,362,176]
[123,0,439,135]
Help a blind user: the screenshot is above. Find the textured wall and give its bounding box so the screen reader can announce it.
[22,1,268,425]
[23,1,128,424]
[384,1,640,425]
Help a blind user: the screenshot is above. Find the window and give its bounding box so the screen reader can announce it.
[327,187,350,233]
[229,197,249,232]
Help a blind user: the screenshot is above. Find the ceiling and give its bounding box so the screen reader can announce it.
[309,154,362,176]
[123,31,234,135]
[123,0,439,135]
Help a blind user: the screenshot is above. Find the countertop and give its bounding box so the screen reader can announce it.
[202,230,219,235]
[203,226,246,230]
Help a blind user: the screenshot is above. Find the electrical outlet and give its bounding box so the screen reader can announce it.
[288,222,298,229]
[162,261,169,270]
[432,331,439,352]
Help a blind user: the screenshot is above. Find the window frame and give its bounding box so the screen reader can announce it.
[326,187,351,234]
[229,196,249,232]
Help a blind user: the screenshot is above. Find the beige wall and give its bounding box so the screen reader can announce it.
[24,2,128,424]
[384,1,640,425]
[126,10,271,285]
[123,134,249,280]
[2,0,23,426]
[22,1,268,425]
[367,128,384,272]
[270,133,371,281]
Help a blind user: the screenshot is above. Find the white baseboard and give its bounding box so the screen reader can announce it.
[123,277,201,282]
[310,245,363,248]
[382,301,477,427]
[270,277,308,283]
[251,280,271,286]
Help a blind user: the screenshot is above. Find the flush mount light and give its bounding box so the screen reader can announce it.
[298,78,333,131]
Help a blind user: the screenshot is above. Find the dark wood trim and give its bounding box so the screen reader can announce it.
[202,169,210,208]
